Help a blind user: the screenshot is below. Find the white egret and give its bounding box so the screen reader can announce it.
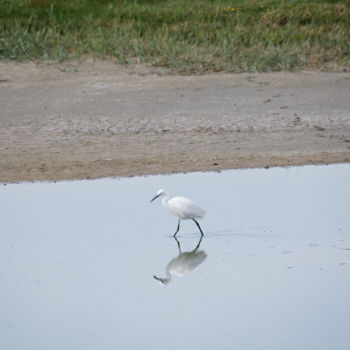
[153,236,207,285]
[150,189,206,237]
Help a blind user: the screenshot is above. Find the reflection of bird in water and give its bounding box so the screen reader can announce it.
[150,189,206,237]
[153,236,207,285]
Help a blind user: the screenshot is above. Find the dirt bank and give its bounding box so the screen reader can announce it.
[1,60,349,183]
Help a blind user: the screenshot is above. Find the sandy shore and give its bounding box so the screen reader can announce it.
[0,60,349,183]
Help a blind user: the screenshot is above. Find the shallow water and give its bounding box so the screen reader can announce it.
[1,164,350,350]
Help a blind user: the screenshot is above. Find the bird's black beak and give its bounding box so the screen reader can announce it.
[153,275,166,284]
[150,194,160,203]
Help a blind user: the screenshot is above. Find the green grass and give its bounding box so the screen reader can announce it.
[1,0,349,72]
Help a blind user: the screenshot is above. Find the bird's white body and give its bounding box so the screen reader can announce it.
[155,249,207,285]
[154,236,207,284]
[162,194,206,220]
[150,189,206,236]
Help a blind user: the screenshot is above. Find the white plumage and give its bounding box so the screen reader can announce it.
[153,238,207,285]
[150,189,206,236]
[165,196,205,219]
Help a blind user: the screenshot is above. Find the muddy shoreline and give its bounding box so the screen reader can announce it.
[1,60,349,183]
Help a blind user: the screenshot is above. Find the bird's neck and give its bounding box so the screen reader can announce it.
[163,268,172,284]
[161,194,170,207]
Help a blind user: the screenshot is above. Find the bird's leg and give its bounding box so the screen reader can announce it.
[173,219,181,237]
[174,236,182,253]
[192,219,204,236]
[192,235,203,252]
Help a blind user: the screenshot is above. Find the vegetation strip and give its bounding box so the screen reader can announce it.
[1,0,349,72]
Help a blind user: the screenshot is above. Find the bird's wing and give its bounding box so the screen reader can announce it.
[168,196,206,219]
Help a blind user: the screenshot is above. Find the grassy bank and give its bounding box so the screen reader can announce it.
[0,0,349,72]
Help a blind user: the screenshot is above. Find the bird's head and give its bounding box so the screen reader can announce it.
[150,189,167,202]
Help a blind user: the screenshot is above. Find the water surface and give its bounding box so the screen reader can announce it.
[1,164,350,350]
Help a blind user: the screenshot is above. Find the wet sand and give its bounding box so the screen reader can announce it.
[0,60,349,182]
